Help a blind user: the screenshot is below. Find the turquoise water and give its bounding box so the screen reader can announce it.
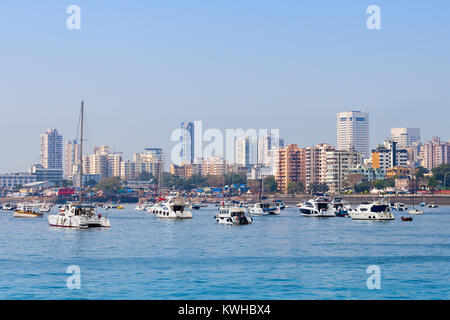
[0,204,449,300]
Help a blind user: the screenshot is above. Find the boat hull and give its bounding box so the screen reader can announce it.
[48,215,111,228]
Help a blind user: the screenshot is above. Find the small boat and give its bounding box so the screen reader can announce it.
[332,197,349,217]
[248,202,280,215]
[427,203,438,208]
[273,200,286,210]
[401,216,413,221]
[116,206,124,210]
[39,203,52,213]
[13,204,43,218]
[419,202,426,207]
[215,206,253,225]
[298,196,335,217]
[408,209,424,215]
[189,203,201,210]
[392,203,407,211]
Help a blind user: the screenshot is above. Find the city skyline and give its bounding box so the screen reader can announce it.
[1,1,449,172]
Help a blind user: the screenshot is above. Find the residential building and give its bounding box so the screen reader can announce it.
[371,141,408,174]
[337,111,369,158]
[419,137,450,170]
[349,164,385,182]
[304,143,335,190]
[40,128,63,169]
[325,150,363,192]
[64,140,79,179]
[276,144,305,193]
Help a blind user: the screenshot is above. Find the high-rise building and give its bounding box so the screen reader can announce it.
[235,136,251,168]
[325,150,363,192]
[419,137,450,170]
[180,122,194,164]
[304,143,335,190]
[64,140,80,179]
[337,111,369,158]
[40,128,63,169]
[276,144,305,193]
[390,128,421,149]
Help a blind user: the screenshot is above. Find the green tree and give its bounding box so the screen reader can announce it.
[415,166,429,179]
[354,181,372,193]
[431,164,450,189]
[371,179,386,190]
[263,176,278,193]
[96,177,122,194]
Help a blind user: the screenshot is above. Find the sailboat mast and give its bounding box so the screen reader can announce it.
[79,101,84,201]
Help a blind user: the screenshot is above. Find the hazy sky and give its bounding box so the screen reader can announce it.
[0,0,449,172]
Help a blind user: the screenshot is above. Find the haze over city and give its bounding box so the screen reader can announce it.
[1,1,449,172]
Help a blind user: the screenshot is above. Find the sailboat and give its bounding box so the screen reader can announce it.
[48,101,111,228]
[408,175,424,215]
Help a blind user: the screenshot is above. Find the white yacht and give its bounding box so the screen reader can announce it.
[348,200,394,220]
[298,196,335,217]
[135,202,152,211]
[215,206,253,225]
[1,203,16,211]
[273,200,287,210]
[48,203,111,228]
[248,202,280,215]
[148,197,193,219]
[427,203,438,208]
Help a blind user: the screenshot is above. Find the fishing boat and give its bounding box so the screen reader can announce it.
[298,196,335,217]
[348,200,394,220]
[13,204,43,218]
[215,206,253,225]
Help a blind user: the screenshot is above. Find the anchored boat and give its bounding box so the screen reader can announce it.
[48,203,110,228]
[215,206,253,225]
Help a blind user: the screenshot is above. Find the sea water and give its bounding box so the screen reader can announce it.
[0,204,448,299]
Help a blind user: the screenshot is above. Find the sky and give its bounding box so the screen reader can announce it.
[0,0,449,172]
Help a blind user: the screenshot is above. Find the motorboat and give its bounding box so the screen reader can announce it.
[215,206,253,225]
[135,202,152,211]
[248,202,280,215]
[48,203,111,228]
[401,216,413,221]
[427,203,438,208]
[39,203,52,213]
[392,203,407,211]
[13,204,43,218]
[331,197,349,217]
[1,203,16,211]
[189,202,201,210]
[273,200,287,210]
[408,208,424,215]
[348,200,394,220]
[298,196,335,217]
[149,197,193,219]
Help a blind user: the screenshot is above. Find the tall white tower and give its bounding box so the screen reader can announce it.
[337,111,369,158]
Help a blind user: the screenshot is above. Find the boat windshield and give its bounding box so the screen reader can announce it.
[371,205,389,212]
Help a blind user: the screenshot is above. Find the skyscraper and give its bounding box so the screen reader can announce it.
[40,128,63,169]
[64,140,80,179]
[235,136,250,168]
[390,128,421,149]
[180,122,194,164]
[337,111,369,158]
